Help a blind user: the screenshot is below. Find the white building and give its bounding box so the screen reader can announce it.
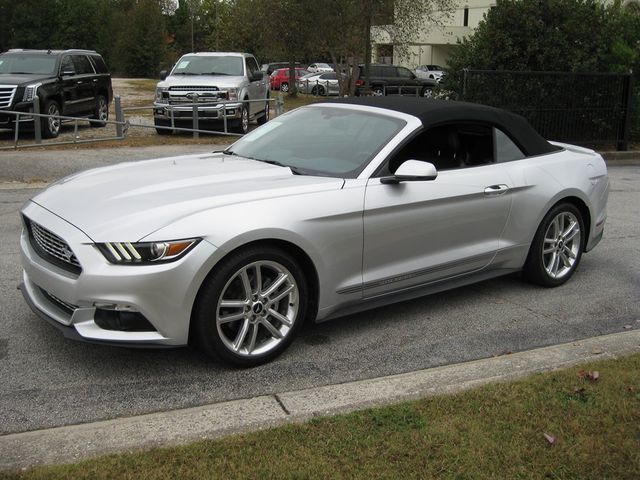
[372,0,640,69]
[372,0,494,68]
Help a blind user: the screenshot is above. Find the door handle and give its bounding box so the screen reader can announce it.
[76,81,84,85]
[484,184,509,196]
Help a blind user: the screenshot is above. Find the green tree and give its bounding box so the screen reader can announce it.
[445,0,640,90]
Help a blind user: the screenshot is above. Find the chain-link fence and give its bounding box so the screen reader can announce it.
[461,70,635,150]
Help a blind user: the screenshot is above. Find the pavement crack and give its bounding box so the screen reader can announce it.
[273,394,290,415]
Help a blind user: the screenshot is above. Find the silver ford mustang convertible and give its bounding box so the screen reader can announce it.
[20,98,609,366]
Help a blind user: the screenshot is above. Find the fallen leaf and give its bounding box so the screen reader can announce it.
[591,348,603,355]
[543,432,556,445]
[577,370,587,379]
[587,371,599,381]
[573,387,586,394]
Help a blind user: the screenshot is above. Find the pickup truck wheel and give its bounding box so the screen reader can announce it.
[154,119,173,135]
[233,105,249,134]
[280,83,289,92]
[256,100,269,125]
[90,95,108,127]
[372,86,384,96]
[41,100,61,138]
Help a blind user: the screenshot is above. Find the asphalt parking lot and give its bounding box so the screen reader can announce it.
[0,156,638,436]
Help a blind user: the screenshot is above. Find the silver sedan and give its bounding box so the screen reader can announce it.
[19,98,608,366]
[297,72,340,96]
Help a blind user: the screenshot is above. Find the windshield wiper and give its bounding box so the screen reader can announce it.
[208,72,230,75]
[174,72,198,75]
[222,151,304,175]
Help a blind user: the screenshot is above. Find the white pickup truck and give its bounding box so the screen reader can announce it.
[153,52,269,135]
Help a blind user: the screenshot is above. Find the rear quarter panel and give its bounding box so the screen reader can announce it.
[499,146,608,268]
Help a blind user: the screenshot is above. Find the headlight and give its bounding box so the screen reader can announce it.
[227,88,238,101]
[155,87,168,103]
[96,239,199,264]
[23,83,42,102]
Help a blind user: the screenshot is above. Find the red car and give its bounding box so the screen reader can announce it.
[270,68,308,92]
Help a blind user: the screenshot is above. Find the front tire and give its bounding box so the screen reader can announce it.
[233,104,249,134]
[41,100,61,138]
[280,82,289,92]
[193,246,308,367]
[154,118,173,135]
[524,203,584,287]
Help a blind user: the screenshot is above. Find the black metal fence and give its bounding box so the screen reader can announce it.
[460,70,635,150]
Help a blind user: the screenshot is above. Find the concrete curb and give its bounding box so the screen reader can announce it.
[1,330,638,471]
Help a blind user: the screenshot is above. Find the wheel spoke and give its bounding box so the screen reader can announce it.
[260,317,284,339]
[269,284,294,304]
[220,300,247,309]
[564,224,580,242]
[247,323,258,354]
[550,252,560,276]
[218,311,245,324]
[262,273,288,298]
[543,246,555,254]
[233,318,250,351]
[240,269,252,300]
[559,251,572,268]
[267,308,292,327]
[254,264,263,295]
[563,245,576,259]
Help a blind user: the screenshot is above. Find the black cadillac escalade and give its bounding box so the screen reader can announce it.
[0,49,113,138]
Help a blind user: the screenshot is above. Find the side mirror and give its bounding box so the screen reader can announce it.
[250,71,264,82]
[159,70,168,81]
[380,160,438,184]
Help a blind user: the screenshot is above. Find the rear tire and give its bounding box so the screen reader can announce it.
[193,246,308,367]
[90,95,108,127]
[523,202,585,287]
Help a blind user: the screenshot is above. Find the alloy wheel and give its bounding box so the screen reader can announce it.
[216,260,299,357]
[542,211,581,279]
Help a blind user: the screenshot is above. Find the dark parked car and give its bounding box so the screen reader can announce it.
[0,49,112,138]
[356,64,437,97]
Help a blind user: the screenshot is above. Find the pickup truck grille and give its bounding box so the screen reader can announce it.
[167,86,228,105]
[0,85,17,109]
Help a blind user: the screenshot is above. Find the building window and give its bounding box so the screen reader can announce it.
[463,7,469,27]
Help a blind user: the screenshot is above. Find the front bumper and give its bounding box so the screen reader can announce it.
[20,201,220,347]
[0,102,34,126]
[153,102,243,121]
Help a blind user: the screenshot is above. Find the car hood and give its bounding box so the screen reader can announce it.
[31,153,344,242]
[0,74,53,86]
[159,75,247,89]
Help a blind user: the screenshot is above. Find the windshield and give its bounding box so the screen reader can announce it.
[171,55,244,76]
[227,106,406,178]
[0,54,57,75]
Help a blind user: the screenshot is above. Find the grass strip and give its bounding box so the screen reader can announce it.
[3,353,639,479]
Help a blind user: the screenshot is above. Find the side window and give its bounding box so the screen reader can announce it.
[494,128,525,162]
[384,123,496,174]
[245,56,259,76]
[89,55,108,74]
[60,56,75,75]
[397,67,414,79]
[72,55,94,75]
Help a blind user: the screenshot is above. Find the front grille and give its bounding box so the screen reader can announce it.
[169,86,220,92]
[24,217,82,275]
[0,85,17,109]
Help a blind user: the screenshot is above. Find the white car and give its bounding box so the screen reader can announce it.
[20,98,608,367]
[415,65,445,82]
[307,62,334,73]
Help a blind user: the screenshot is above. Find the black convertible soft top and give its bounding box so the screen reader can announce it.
[322,97,558,157]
